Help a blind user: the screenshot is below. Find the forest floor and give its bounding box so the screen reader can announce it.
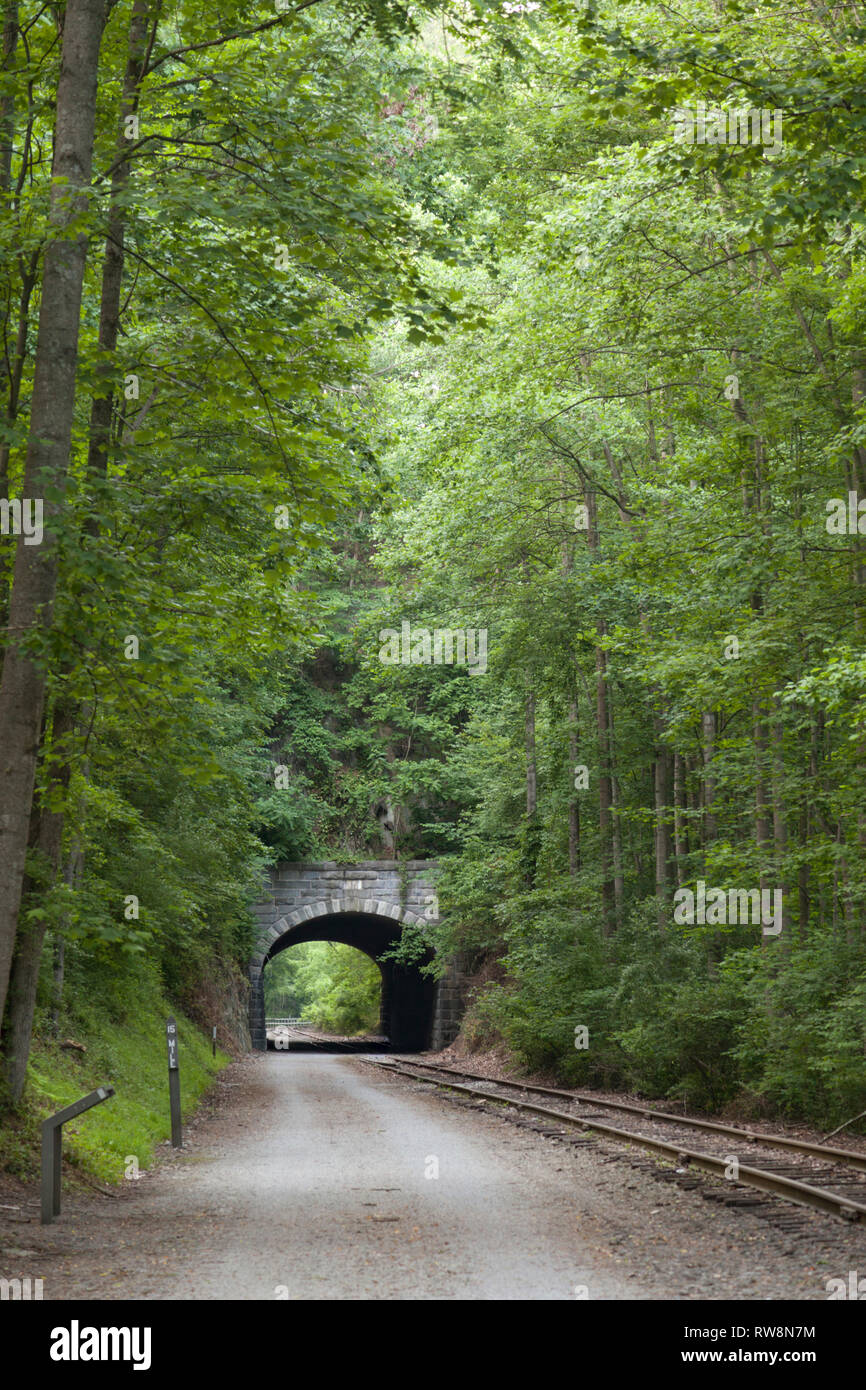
[2,1052,865,1300]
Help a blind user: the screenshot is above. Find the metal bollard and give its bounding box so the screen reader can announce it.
[41,1086,115,1224]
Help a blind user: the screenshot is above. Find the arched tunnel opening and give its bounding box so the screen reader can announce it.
[259,911,436,1052]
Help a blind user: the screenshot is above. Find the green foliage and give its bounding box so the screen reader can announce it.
[4,0,866,1143]
[264,942,381,1035]
[279,0,866,1125]
[0,0,492,1114]
[0,953,227,1183]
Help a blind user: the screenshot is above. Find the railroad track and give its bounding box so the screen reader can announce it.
[365,1056,866,1225]
[268,1024,387,1053]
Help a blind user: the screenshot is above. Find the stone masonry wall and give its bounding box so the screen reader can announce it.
[249,861,472,1051]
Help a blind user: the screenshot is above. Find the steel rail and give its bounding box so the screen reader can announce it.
[389,1056,866,1172]
[269,1023,383,1052]
[367,1059,866,1224]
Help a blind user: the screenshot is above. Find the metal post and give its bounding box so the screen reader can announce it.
[52,1124,61,1215]
[166,1015,182,1147]
[40,1086,115,1224]
[41,1124,54,1227]
[212,1025,217,1058]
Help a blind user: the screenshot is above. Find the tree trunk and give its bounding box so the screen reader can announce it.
[797,799,809,941]
[560,467,580,878]
[50,842,83,1033]
[673,752,688,885]
[701,711,718,849]
[0,2,16,195]
[2,698,73,1100]
[607,693,624,927]
[0,1,25,512]
[568,697,580,875]
[525,690,537,818]
[0,260,37,520]
[2,801,64,1101]
[0,0,106,1028]
[654,732,672,929]
[595,645,615,934]
[522,686,540,887]
[51,935,64,1034]
[580,479,616,931]
[10,4,160,1097]
[771,700,789,945]
[754,704,771,862]
[86,0,155,490]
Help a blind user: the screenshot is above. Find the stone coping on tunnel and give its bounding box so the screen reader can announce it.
[267,859,436,871]
[256,865,436,912]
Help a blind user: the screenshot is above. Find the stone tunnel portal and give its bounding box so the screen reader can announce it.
[262,911,435,1051]
[249,862,463,1053]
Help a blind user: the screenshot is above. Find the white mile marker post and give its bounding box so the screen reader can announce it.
[166,1015,182,1147]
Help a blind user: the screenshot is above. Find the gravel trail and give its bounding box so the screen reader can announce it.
[2,1052,863,1300]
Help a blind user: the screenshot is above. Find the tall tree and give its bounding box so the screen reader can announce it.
[0,0,106,1031]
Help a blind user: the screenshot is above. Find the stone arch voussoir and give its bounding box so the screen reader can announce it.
[255,896,418,960]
